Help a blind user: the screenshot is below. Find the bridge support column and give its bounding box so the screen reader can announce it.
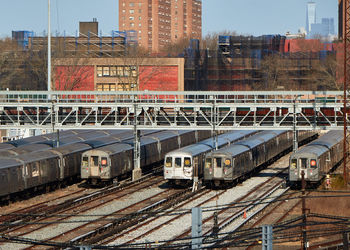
[132,109,141,181]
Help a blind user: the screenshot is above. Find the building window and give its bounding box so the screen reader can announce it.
[97,66,103,77]
[129,16,134,20]
[110,66,117,76]
[129,2,134,7]
[130,9,134,14]
[103,67,110,76]
[97,83,116,91]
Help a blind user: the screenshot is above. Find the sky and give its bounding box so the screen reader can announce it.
[0,0,338,38]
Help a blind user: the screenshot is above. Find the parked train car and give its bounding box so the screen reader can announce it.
[0,130,162,200]
[80,130,209,184]
[163,130,257,186]
[289,130,344,185]
[0,130,132,158]
[204,130,317,187]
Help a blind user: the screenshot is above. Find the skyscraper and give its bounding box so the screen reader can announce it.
[306,1,316,34]
[119,0,202,52]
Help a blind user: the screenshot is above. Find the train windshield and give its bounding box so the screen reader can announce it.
[205,158,212,168]
[184,157,191,167]
[91,156,99,167]
[175,157,182,168]
[82,156,88,167]
[300,158,307,169]
[165,157,172,168]
[214,158,222,168]
[290,159,297,169]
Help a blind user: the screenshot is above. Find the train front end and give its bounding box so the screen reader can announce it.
[81,150,111,184]
[289,152,320,184]
[163,152,193,186]
[204,153,233,187]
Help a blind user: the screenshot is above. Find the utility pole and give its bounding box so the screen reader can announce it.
[343,0,350,186]
[48,0,51,93]
[301,171,308,250]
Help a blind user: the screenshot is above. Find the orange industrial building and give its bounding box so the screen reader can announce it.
[53,57,185,92]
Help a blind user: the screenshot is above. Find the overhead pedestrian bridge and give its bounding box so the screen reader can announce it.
[0,90,347,130]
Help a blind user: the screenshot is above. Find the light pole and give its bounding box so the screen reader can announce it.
[48,0,51,93]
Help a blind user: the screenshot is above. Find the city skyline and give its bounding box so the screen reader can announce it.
[0,0,338,38]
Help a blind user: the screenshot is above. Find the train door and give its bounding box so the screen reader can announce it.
[173,157,183,178]
[299,158,309,179]
[213,157,222,178]
[90,156,100,176]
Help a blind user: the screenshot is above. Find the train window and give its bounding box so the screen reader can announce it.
[82,157,89,167]
[175,157,182,168]
[165,157,172,167]
[215,158,222,168]
[291,159,297,169]
[91,156,99,167]
[184,157,191,167]
[326,152,331,162]
[101,157,108,167]
[205,158,211,168]
[300,158,307,169]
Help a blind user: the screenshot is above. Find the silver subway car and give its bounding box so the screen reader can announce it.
[289,130,344,184]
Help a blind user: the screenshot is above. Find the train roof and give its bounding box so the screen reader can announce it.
[307,130,343,149]
[16,150,59,163]
[0,158,23,169]
[0,144,52,157]
[235,130,283,149]
[291,144,329,158]
[206,144,249,157]
[143,131,178,141]
[82,143,133,156]
[0,143,15,151]
[50,142,92,156]
[165,144,213,157]
[164,130,256,158]
[83,137,122,148]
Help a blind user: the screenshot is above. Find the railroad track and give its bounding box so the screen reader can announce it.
[93,163,290,248]
[0,165,163,235]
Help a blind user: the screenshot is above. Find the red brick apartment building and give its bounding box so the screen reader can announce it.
[119,0,202,52]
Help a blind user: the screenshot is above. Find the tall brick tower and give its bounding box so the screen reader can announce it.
[119,0,202,52]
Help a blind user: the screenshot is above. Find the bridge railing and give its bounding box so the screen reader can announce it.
[0,91,344,104]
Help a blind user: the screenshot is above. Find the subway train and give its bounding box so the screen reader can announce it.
[0,129,121,153]
[0,130,134,157]
[203,130,317,187]
[163,130,258,186]
[289,130,344,185]
[0,129,162,201]
[81,130,211,184]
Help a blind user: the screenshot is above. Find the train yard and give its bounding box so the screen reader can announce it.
[0,130,349,249]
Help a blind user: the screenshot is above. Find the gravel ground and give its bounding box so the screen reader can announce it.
[0,185,166,250]
[108,154,290,247]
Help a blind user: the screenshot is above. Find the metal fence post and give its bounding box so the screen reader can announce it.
[262,225,273,250]
[192,207,202,249]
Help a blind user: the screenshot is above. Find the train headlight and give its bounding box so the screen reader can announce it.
[310,159,317,168]
[225,159,231,165]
